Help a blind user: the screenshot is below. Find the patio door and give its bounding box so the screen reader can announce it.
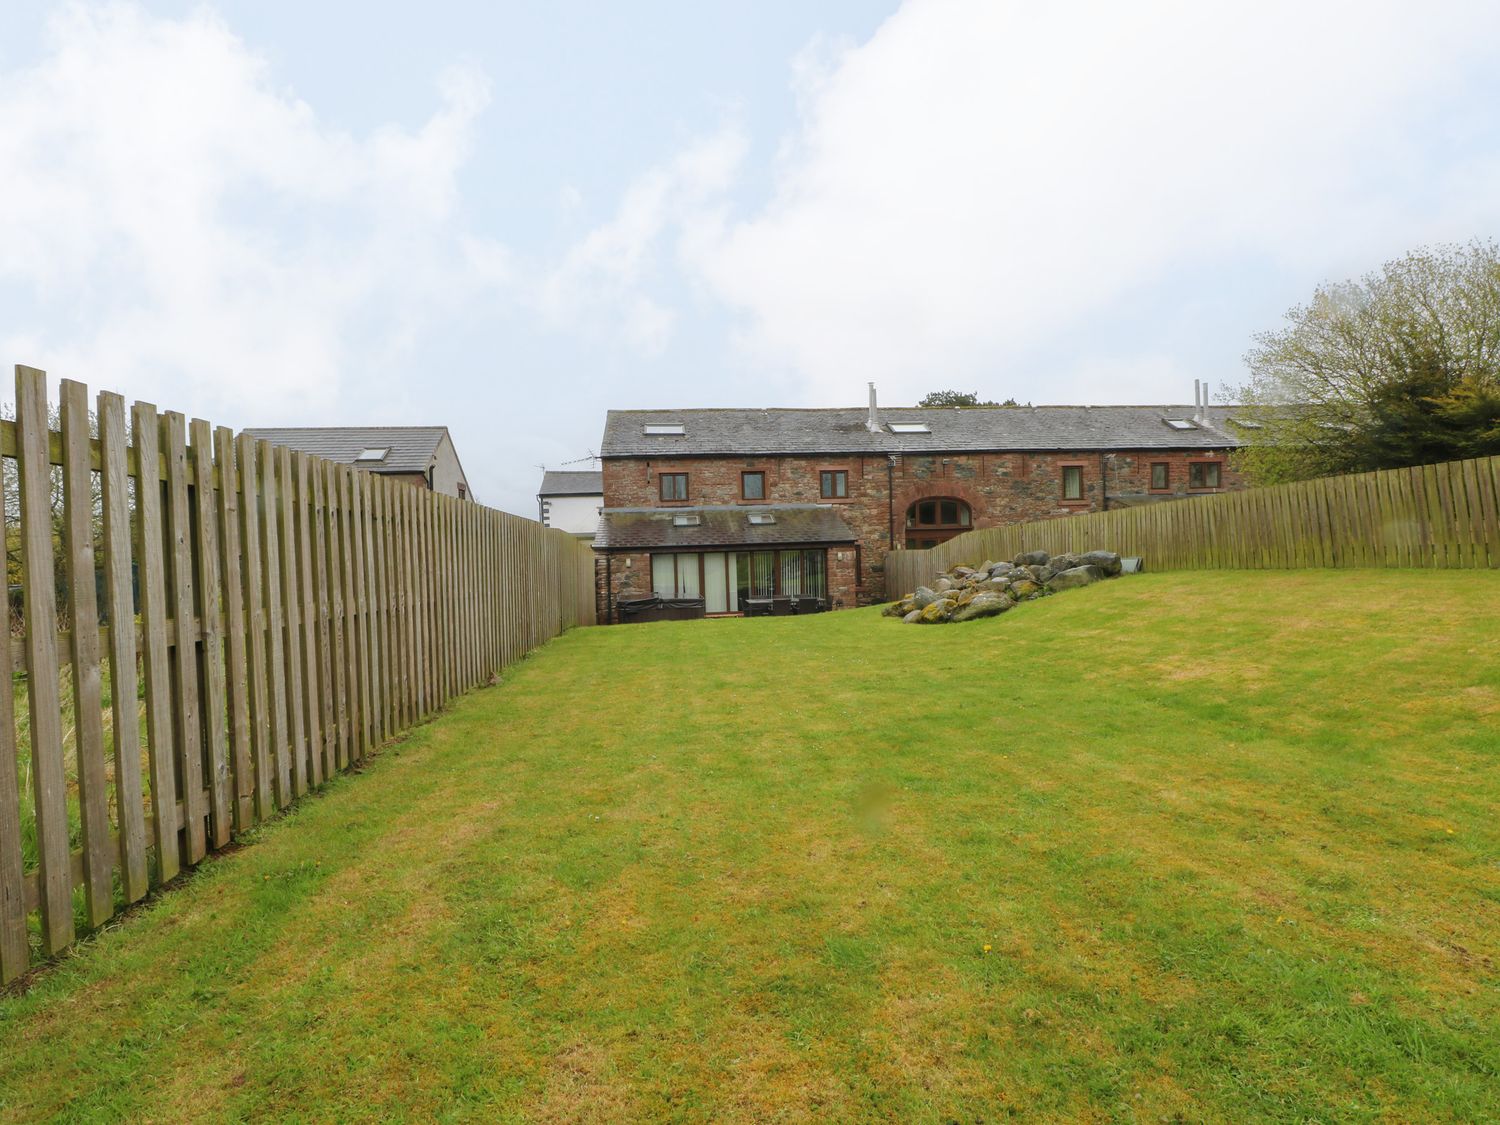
[703,552,730,614]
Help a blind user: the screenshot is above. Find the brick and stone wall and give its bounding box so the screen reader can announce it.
[600,449,1245,604]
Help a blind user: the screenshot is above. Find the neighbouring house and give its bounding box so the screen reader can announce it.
[536,470,604,539]
[245,426,475,500]
[593,383,1253,620]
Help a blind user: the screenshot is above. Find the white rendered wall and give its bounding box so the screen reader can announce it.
[540,493,602,536]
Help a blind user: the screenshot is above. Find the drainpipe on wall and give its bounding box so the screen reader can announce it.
[605,552,614,625]
[887,454,896,550]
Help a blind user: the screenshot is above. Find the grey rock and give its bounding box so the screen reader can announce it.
[1014,550,1050,567]
[1046,564,1105,590]
[952,593,1012,622]
[919,598,955,623]
[1077,550,1122,576]
[912,585,940,608]
[1026,564,1047,582]
[902,609,923,624]
[934,577,955,593]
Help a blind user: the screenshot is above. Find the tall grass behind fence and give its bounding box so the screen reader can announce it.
[0,365,595,982]
[885,453,1500,596]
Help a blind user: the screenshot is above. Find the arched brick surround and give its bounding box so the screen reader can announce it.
[892,479,988,523]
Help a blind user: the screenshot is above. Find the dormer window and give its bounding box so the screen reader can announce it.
[888,422,931,434]
[643,423,685,436]
[355,447,389,461]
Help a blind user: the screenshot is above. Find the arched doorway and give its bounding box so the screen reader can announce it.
[905,497,971,549]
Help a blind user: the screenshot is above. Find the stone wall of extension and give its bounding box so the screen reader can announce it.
[600,448,1245,603]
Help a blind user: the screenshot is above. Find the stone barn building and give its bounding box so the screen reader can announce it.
[593,386,1250,621]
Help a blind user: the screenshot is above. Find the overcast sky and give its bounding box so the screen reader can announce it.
[4,1,1500,514]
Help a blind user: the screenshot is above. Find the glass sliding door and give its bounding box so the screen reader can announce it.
[703,552,728,614]
[750,551,775,598]
[801,550,826,598]
[651,554,675,598]
[675,553,701,598]
[780,551,802,597]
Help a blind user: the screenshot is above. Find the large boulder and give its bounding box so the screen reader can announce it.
[919,599,955,624]
[988,561,1014,577]
[934,576,955,593]
[1047,564,1105,590]
[1077,550,1122,576]
[1014,550,1050,567]
[1009,578,1042,599]
[952,593,1012,622]
[902,609,924,624]
[911,585,941,609]
[1049,553,1081,572]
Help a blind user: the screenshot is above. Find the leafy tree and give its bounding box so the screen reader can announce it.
[1233,240,1500,483]
[916,391,1018,408]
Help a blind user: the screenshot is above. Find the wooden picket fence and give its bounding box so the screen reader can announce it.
[885,453,1500,597]
[0,365,595,982]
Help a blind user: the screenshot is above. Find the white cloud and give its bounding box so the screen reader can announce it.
[537,128,746,356]
[0,3,503,418]
[677,0,1500,404]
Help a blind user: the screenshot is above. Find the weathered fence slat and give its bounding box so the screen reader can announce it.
[17,366,74,952]
[133,401,180,883]
[294,453,324,789]
[275,445,307,800]
[0,419,29,980]
[61,379,114,927]
[100,392,149,903]
[164,413,207,864]
[216,427,254,831]
[237,433,273,822]
[258,441,291,807]
[190,419,232,848]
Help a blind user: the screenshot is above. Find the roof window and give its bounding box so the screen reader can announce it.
[643,423,685,436]
[672,514,701,527]
[747,512,777,525]
[1165,419,1197,430]
[355,447,390,461]
[888,422,931,434]
[1229,417,1263,429]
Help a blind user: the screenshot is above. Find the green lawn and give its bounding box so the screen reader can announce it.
[2,571,1497,1123]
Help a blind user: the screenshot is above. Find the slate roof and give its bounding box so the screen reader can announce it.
[538,470,604,497]
[594,505,858,550]
[601,405,1248,457]
[243,427,449,474]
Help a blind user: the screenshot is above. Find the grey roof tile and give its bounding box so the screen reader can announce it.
[243,426,448,474]
[594,505,857,550]
[601,405,1245,457]
[538,470,603,496]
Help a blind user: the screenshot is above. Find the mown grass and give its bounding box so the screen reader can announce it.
[1,570,1497,1122]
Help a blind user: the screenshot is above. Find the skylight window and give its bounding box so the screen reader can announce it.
[672,514,700,526]
[643,423,685,436]
[747,512,777,525]
[1229,418,1263,429]
[355,447,389,461]
[1165,419,1198,430]
[888,422,931,434]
